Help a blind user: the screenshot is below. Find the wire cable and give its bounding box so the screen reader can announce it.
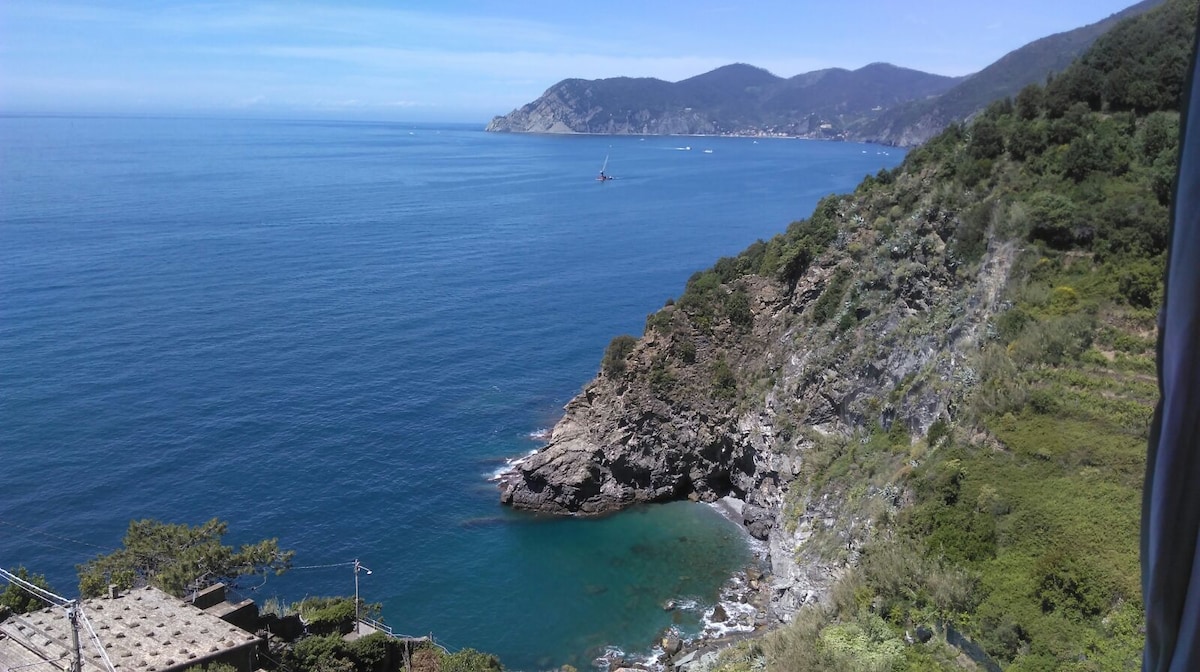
[0,566,69,607]
[77,608,117,672]
[0,519,113,552]
[289,561,357,570]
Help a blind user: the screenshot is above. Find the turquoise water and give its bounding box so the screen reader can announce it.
[0,117,903,668]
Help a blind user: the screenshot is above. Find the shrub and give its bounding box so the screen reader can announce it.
[1,567,53,616]
[1033,548,1107,618]
[347,633,393,672]
[297,596,357,631]
[712,358,737,398]
[288,634,353,672]
[812,267,851,325]
[1118,258,1164,308]
[645,309,674,334]
[440,649,502,672]
[601,335,638,376]
[675,338,697,364]
[969,117,1005,160]
[725,288,753,328]
[926,418,950,448]
[1026,192,1078,248]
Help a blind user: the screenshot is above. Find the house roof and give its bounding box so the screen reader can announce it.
[0,586,260,672]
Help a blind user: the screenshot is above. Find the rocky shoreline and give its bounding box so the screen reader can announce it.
[496,170,1016,667]
[595,560,773,672]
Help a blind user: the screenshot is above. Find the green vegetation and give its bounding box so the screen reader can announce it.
[750,1,1195,668]
[285,632,399,672]
[601,334,638,376]
[293,596,382,634]
[812,267,852,325]
[437,649,503,672]
[76,518,294,598]
[0,566,54,617]
[267,596,503,672]
[855,0,1161,147]
[492,62,960,137]
[711,357,738,398]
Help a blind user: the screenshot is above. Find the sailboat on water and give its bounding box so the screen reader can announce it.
[596,153,614,182]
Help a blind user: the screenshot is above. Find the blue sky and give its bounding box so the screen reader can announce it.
[0,1,1144,122]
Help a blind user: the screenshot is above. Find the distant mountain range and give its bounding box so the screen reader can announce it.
[486,0,1164,146]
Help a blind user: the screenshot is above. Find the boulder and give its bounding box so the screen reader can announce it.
[662,634,683,656]
[742,505,775,540]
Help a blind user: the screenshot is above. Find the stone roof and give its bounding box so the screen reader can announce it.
[0,586,260,672]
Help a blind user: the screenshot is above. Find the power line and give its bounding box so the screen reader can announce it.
[5,534,81,557]
[1,566,116,672]
[77,608,117,672]
[290,561,357,570]
[0,519,114,552]
[0,566,69,607]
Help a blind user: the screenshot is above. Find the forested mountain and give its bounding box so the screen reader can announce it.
[486,62,962,137]
[501,0,1196,668]
[487,0,1165,145]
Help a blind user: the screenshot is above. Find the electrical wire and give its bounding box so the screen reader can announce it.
[0,519,113,552]
[0,566,69,607]
[77,608,117,672]
[289,561,357,570]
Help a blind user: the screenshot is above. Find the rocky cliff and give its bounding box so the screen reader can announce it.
[500,164,1018,621]
[498,0,1187,665]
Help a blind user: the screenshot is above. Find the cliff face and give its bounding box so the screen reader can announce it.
[499,165,1017,619]
[499,0,1187,664]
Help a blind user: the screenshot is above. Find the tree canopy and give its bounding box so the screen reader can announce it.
[76,518,294,598]
[1,566,55,617]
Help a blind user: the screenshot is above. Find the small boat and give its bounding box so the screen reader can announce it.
[597,153,614,181]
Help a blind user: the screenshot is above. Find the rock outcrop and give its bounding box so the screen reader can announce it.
[500,171,1018,620]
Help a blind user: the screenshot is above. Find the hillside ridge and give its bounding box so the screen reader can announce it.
[486,0,1164,144]
[499,0,1195,667]
[485,62,961,138]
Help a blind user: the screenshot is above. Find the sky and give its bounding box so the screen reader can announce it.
[0,0,1147,123]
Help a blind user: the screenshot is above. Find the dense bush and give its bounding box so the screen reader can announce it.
[440,649,503,672]
[601,334,638,376]
[811,267,851,324]
[0,567,53,617]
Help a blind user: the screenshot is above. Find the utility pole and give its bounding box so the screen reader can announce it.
[67,601,82,672]
[353,559,371,635]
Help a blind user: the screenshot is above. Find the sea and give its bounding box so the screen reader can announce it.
[0,116,903,669]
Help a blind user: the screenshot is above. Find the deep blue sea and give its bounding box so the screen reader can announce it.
[0,116,903,668]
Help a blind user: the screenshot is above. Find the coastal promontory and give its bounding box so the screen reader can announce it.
[499,0,1190,665]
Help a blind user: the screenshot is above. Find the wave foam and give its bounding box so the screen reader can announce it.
[485,448,540,481]
[701,599,759,638]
